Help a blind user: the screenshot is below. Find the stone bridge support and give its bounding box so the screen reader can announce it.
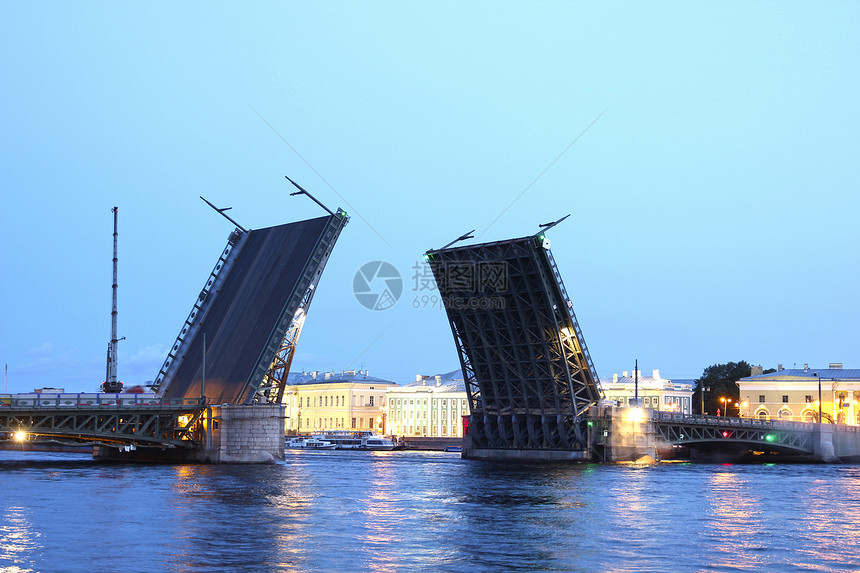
[202,404,285,463]
[603,407,658,463]
[93,403,285,463]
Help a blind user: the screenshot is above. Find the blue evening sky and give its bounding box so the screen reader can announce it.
[1,2,858,393]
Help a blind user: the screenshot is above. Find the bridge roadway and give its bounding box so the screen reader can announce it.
[593,407,860,462]
[0,393,206,450]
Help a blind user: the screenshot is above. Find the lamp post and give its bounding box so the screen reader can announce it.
[720,397,729,417]
[814,372,822,423]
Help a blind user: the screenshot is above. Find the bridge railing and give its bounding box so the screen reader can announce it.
[0,393,204,409]
[655,411,860,433]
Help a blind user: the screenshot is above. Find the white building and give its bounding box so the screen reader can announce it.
[282,370,398,435]
[386,370,469,438]
[599,369,694,414]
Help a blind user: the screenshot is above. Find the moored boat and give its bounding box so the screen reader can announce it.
[313,430,396,451]
[286,436,337,450]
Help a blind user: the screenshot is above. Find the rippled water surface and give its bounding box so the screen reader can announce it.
[1,449,859,572]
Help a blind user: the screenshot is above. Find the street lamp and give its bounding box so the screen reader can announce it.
[720,397,730,417]
[814,372,822,423]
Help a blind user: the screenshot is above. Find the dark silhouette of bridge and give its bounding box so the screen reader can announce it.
[425,218,603,460]
[1,196,348,453]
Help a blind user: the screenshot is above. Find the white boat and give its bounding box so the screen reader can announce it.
[313,430,396,451]
[361,435,396,451]
[286,436,337,450]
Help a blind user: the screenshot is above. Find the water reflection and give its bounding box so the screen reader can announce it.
[2,451,860,572]
[0,506,40,572]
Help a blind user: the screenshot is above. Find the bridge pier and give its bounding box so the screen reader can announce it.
[202,404,285,463]
[814,423,837,463]
[93,404,285,463]
[601,407,659,463]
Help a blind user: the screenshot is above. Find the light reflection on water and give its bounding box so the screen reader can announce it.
[1,450,859,572]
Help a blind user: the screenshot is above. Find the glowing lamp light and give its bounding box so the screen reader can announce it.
[626,408,645,423]
[722,431,730,438]
[14,430,27,442]
[765,434,776,442]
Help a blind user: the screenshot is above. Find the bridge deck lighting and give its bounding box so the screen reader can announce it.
[14,430,27,442]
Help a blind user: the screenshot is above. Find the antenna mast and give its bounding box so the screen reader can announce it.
[103,207,123,392]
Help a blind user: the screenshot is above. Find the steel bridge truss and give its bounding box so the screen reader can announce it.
[257,209,349,404]
[152,208,349,406]
[654,414,814,454]
[0,403,207,449]
[151,229,246,397]
[426,230,602,451]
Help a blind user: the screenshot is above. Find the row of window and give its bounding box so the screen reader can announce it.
[608,396,690,408]
[389,398,467,408]
[298,395,378,408]
[760,394,860,404]
[753,408,860,425]
[302,417,376,429]
[391,410,461,420]
[292,395,468,409]
[391,424,461,437]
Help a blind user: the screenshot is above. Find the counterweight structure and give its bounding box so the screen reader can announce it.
[425,227,602,454]
[151,209,348,405]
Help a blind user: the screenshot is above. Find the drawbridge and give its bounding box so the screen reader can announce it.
[425,219,602,459]
[2,190,348,456]
[152,203,348,406]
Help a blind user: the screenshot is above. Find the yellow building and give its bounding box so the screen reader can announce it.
[282,370,398,435]
[737,364,860,425]
[599,369,694,414]
[386,371,469,438]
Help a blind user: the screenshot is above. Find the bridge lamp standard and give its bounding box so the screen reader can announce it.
[720,397,730,417]
[814,372,822,423]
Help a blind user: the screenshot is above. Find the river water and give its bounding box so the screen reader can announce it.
[1,449,858,572]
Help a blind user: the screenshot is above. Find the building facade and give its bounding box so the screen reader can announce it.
[599,369,694,414]
[386,371,469,438]
[737,364,860,425]
[282,370,398,435]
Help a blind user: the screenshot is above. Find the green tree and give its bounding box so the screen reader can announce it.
[692,361,752,416]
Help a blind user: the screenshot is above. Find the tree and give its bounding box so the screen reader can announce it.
[692,361,752,416]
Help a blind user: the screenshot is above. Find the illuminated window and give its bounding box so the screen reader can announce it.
[805,396,813,403]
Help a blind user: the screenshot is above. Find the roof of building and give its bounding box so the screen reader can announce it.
[741,368,860,381]
[599,374,693,391]
[287,369,398,386]
[395,369,467,393]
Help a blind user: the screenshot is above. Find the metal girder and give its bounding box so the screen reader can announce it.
[426,231,601,451]
[153,208,349,406]
[653,414,815,454]
[249,210,349,404]
[0,405,205,448]
[257,210,349,404]
[151,229,247,396]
